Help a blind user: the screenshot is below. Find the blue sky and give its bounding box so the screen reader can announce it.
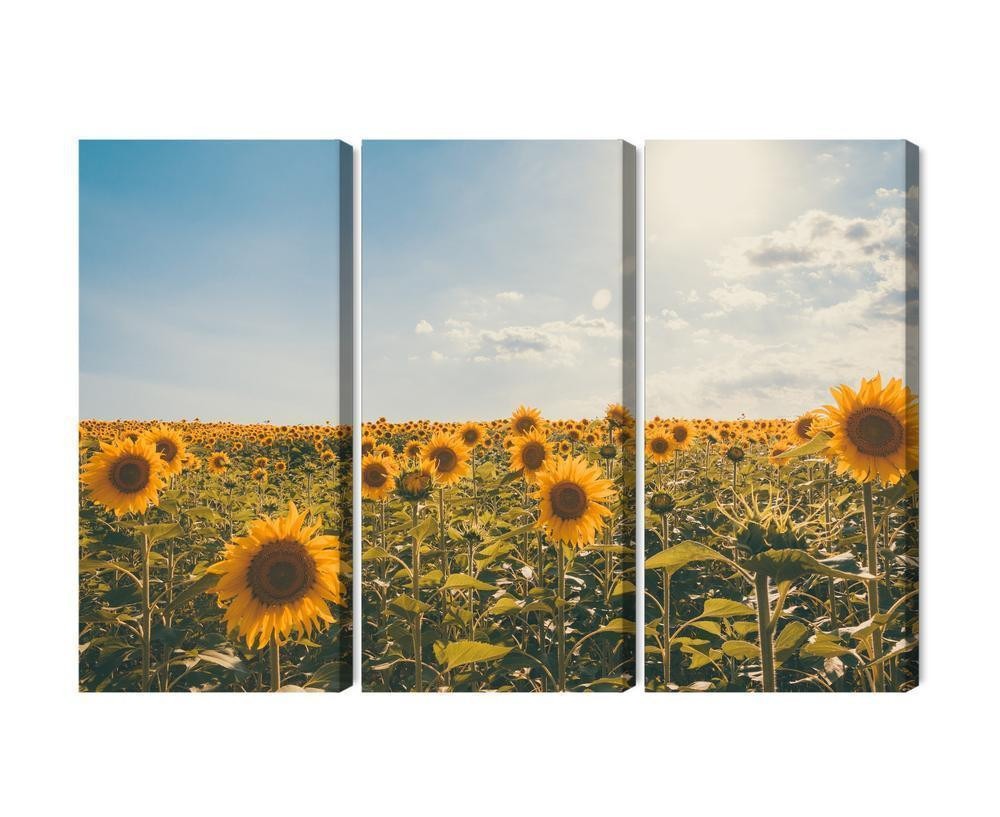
[645,140,913,419]
[363,140,626,422]
[79,140,343,423]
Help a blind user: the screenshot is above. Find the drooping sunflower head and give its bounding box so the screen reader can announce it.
[361,454,397,501]
[533,455,615,546]
[140,425,187,477]
[81,437,167,517]
[645,424,674,464]
[421,432,471,486]
[509,428,554,483]
[510,405,544,437]
[725,445,746,463]
[820,373,918,485]
[207,451,231,474]
[207,501,345,650]
[396,462,436,503]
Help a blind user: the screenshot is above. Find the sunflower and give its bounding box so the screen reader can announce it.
[320,449,335,464]
[669,420,693,450]
[533,455,615,546]
[789,411,819,445]
[606,403,632,428]
[208,502,344,649]
[820,374,918,485]
[207,452,231,474]
[361,454,396,501]
[396,462,436,503]
[140,425,186,477]
[80,437,166,516]
[458,421,485,448]
[645,424,674,464]
[274,460,287,474]
[421,433,471,486]
[510,405,544,436]
[509,428,554,483]
[250,467,268,483]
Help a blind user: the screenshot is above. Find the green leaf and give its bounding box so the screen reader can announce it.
[774,621,811,664]
[700,598,757,618]
[779,432,832,459]
[362,547,393,561]
[440,640,513,672]
[390,595,431,615]
[441,574,497,592]
[722,640,760,660]
[645,541,728,575]
[166,572,218,614]
[486,597,521,615]
[802,632,853,658]
[596,618,636,634]
[745,549,876,583]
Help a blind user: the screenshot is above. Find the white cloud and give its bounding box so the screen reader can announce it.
[439,314,619,366]
[495,291,524,302]
[415,319,434,334]
[430,350,446,362]
[661,308,689,330]
[875,187,903,199]
[708,284,770,312]
[591,288,612,310]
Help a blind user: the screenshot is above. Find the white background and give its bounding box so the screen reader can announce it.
[2,1,998,814]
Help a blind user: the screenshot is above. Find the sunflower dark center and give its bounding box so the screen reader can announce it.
[155,438,178,462]
[521,441,546,470]
[651,438,669,454]
[515,418,535,434]
[463,429,479,444]
[431,447,457,473]
[796,417,813,439]
[846,407,903,456]
[364,463,388,488]
[110,456,150,493]
[248,540,315,606]
[727,446,745,462]
[672,426,688,443]
[550,481,588,520]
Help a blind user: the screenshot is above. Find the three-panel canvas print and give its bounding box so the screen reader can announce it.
[79,139,918,693]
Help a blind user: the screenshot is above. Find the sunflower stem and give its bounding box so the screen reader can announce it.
[556,541,567,692]
[140,527,152,692]
[754,572,776,692]
[661,513,671,687]
[269,633,281,691]
[411,501,423,693]
[862,482,885,691]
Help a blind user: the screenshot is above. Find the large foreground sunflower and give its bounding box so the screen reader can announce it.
[533,455,615,546]
[80,437,166,516]
[208,502,345,649]
[821,373,918,485]
[421,432,471,486]
[140,425,186,477]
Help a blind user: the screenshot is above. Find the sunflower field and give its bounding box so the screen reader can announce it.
[645,374,918,692]
[78,420,352,692]
[361,405,636,692]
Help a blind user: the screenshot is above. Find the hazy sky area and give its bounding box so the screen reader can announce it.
[645,140,911,419]
[79,140,342,424]
[363,140,625,422]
